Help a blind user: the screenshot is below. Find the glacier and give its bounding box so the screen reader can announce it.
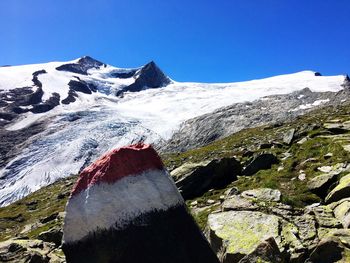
[0,57,346,206]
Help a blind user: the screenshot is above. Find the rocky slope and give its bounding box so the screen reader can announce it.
[163,84,350,153]
[3,102,350,262]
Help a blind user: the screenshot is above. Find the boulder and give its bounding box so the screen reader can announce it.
[38,227,63,247]
[62,144,219,263]
[283,128,295,145]
[307,172,339,199]
[332,199,350,228]
[311,206,342,228]
[172,158,241,199]
[207,211,280,263]
[242,153,278,176]
[238,237,283,263]
[307,236,344,263]
[307,229,350,263]
[241,188,281,202]
[0,239,55,263]
[222,195,258,211]
[326,173,350,204]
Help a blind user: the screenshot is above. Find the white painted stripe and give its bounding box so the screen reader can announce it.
[63,169,184,243]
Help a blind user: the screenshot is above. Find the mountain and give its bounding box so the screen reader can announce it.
[3,102,350,262]
[0,56,347,206]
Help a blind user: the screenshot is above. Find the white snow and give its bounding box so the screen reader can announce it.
[290,99,330,112]
[63,169,183,243]
[0,59,346,206]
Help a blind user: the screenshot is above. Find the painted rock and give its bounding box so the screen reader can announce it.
[62,143,219,263]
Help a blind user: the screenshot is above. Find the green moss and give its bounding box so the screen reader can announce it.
[0,175,76,241]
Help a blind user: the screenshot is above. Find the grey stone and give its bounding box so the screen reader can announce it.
[242,153,278,176]
[307,172,339,199]
[172,158,241,200]
[222,195,258,211]
[238,237,283,263]
[207,211,281,263]
[283,128,295,145]
[326,173,350,204]
[241,188,281,202]
[38,227,63,247]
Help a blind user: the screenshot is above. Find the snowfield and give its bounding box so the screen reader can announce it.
[0,58,346,206]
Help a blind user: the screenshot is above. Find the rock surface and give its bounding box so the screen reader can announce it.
[241,188,281,202]
[207,211,280,263]
[163,87,350,152]
[62,144,219,263]
[326,173,350,204]
[172,158,241,199]
[238,237,283,263]
[242,153,278,176]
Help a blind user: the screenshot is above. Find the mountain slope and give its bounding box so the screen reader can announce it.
[0,57,347,206]
[3,102,350,262]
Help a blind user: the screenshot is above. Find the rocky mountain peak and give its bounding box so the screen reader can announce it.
[136,60,171,87]
[342,74,350,89]
[56,56,105,75]
[116,60,171,96]
[77,56,104,68]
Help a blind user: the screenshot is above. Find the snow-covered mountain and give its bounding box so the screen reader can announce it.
[0,56,347,206]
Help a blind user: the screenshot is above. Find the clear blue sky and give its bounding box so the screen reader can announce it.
[1,0,349,82]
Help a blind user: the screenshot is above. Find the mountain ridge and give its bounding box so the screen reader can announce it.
[0,57,348,206]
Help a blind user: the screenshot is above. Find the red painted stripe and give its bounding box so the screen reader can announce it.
[71,143,164,196]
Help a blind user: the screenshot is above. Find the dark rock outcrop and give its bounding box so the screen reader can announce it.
[172,158,242,200]
[110,69,137,79]
[56,56,104,75]
[38,227,63,247]
[239,237,283,263]
[242,153,278,176]
[116,61,170,96]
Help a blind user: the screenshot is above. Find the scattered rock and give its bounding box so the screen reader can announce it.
[0,239,55,263]
[324,152,333,159]
[307,234,346,263]
[25,200,38,210]
[207,199,215,205]
[38,227,63,247]
[318,166,333,173]
[298,172,306,181]
[173,157,242,199]
[222,195,258,211]
[40,213,58,224]
[241,188,281,202]
[259,142,273,149]
[283,128,295,145]
[190,200,198,206]
[326,173,350,204]
[311,206,342,228]
[238,237,283,263]
[207,211,280,263]
[307,172,339,199]
[224,187,240,197]
[242,153,278,176]
[332,199,350,228]
[297,137,308,144]
[324,122,350,134]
